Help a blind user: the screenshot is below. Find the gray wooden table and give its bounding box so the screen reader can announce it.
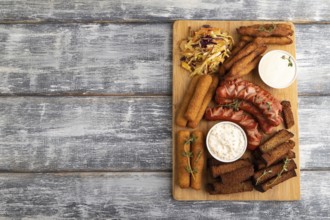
[0,1,329,219]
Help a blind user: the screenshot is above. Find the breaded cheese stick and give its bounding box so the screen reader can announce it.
[177,130,191,188]
[187,75,219,128]
[185,75,212,121]
[175,75,200,127]
[190,130,205,190]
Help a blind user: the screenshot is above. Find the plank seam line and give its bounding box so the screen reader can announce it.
[0,20,330,25]
[0,169,328,174]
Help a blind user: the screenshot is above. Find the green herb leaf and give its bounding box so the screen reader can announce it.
[184,135,197,145]
[220,99,241,111]
[256,169,273,185]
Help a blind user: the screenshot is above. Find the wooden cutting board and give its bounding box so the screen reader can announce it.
[172,20,300,200]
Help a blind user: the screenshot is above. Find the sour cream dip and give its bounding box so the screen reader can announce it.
[206,122,247,163]
[259,50,297,89]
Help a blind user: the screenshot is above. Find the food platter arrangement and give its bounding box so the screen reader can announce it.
[172,21,300,201]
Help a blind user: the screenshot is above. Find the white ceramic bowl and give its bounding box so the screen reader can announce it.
[258,50,297,89]
[206,121,247,163]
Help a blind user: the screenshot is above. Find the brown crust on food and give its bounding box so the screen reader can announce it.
[220,41,248,75]
[255,36,293,45]
[187,75,219,128]
[207,181,254,195]
[190,130,205,190]
[261,140,295,167]
[175,75,200,127]
[281,100,295,129]
[176,130,191,188]
[253,159,297,185]
[259,129,294,153]
[185,75,213,121]
[258,170,297,192]
[210,160,251,178]
[256,150,295,170]
[220,165,254,184]
[237,23,294,37]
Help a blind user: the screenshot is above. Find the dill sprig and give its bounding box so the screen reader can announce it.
[266,157,291,186]
[281,55,293,67]
[220,99,241,111]
[256,169,273,185]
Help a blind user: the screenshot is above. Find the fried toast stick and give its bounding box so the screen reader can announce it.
[190,130,205,190]
[188,75,219,128]
[237,23,293,37]
[175,76,200,127]
[207,180,253,195]
[220,165,254,184]
[228,45,267,77]
[281,100,295,129]
[253,159,297,185]
[256,150,295,170]
[210,159,251,178]
[207,150,253,167]
[259,129,294,153]
[257,170,297,192]
[261,140,295,167]
[177,130,191,188]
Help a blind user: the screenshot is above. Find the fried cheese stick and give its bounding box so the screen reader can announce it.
[237,23,294,37]
[190,130,205,190]
[175,75,200,127]
[187,75,219,128]
[228,45,267,77]
[185,75,212,121]
[177,130,191,188]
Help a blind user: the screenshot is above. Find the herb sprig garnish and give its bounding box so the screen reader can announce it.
[258,23,277,33]
[266,102,272,111]
[184,135,197,145]
[182,135,198,180]
[256,169,273,185]
[220,99,241,111]
[266,157,291,186]
[281,55,293,67]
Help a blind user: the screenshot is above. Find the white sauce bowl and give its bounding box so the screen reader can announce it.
[258,50,297,89]
[206,121,247,163]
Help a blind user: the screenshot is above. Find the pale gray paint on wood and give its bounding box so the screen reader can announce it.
[0,23,329,95]
[0,97,171,172]
[0,0,330,22]
[0,96,328,172]
[0,172,328,219]
[0,23,171,95]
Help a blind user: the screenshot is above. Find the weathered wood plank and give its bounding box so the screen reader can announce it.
[0,23,171,95]
[0,172,328,218]
[0,96,328,171]
[0,23,329,95]
[0,0,330,22]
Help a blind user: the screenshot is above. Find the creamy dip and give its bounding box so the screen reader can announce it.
[259,50,297,89]
[207,122,247,162]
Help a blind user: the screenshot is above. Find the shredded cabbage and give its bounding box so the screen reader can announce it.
[180,26,234,76]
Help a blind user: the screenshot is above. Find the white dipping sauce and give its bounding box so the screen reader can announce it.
[259,50,297,89]
[207,122,247,162]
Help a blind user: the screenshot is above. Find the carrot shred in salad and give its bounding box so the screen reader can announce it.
[180,25,234,76]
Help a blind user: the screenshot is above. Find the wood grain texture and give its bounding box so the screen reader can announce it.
[0,23,329,95]
[0,171,328,219]
[0,96,328,172]
[0,97,171,172]
[0,0,330,22]
[0,23,171,95]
